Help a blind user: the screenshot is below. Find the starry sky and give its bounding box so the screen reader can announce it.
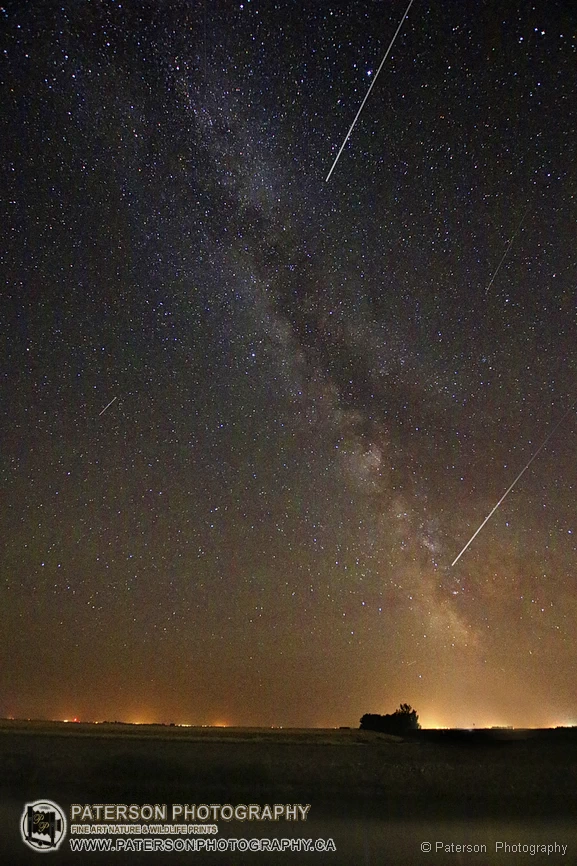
[1,0,576,729]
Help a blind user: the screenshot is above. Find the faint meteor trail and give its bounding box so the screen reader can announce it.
[325,0,415,183]
[451,403,575,567]
[98,396,117,417]
[484,206,530,295]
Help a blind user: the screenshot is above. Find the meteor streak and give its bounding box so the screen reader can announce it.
[484,206,530,296]
[451,403,575,566]
[325,0,415,183]
[98,396,118,417]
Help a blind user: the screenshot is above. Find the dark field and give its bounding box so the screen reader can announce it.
[2,720,577,864]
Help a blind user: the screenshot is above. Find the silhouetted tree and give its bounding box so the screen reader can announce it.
[360,704,420,735]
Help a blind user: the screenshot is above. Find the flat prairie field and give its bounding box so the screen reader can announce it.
[2,720,577,865]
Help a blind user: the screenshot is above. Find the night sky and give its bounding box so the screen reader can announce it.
[1,0,576,729]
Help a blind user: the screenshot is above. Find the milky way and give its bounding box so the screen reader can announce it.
[1,0,576,728]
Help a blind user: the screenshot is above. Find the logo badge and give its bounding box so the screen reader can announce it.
[20,800,67,851]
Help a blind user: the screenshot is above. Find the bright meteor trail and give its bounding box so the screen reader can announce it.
[98,396,117,417]
[325,0,415,183]
[451,403,575,566]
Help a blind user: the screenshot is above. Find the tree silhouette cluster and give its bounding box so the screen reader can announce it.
[360,703,420,735]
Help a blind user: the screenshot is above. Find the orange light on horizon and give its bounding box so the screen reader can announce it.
[417,715,448,729]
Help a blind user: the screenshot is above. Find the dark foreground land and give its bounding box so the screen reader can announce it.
[2,720,577,865]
